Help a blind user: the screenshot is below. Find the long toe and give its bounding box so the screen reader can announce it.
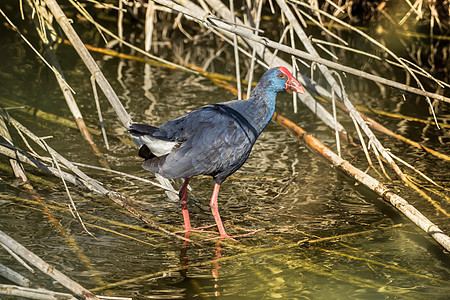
[205,230,261,242]
[175,224,219,235]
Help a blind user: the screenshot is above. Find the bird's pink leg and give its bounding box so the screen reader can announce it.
[210,184,233,239]
[179,178,191,232]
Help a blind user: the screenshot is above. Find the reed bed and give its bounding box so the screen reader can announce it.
[0,0,449,298]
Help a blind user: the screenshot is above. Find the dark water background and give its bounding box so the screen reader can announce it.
[0,2,449,299]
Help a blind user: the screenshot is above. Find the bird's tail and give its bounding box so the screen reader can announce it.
[128,123,178,159]
[128,123,159,159]
[127,123,159,137]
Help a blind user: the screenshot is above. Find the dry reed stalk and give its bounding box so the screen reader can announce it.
[0,114,69,238]
[356,105,450,129]
[44,0,131,126]
[0,8,74,94]
[145,0,156,52]
[71,161,179,193]
[273,112,450,252]
[0,115,29,187]
[0,264,31,287]
[0,284,78,300]
[365,115,450,162]
[327,97,450,162]
[0,160,57,187]
[1,96,133,145]
[0,243,35,275]
[90,76,110,150]
[229,0,242,99]
[0,230,98,299]
[289,24,299,112]
[118,0,124,48]
[3,110,96,237]
[5,0,101,162]
[244,0,263,98]
[7,114,106,192]
[300,14,450,41]
[47,48,106,160]
[0,144,92,191]
[0,142,194,244]
[312,37,450,88]
[227,18,449,104]
[68,0,194,74]
[23,0,104,159]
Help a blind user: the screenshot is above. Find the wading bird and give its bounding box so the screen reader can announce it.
[129,66,304,239]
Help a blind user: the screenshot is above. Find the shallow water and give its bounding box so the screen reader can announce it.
[0,5,449,300]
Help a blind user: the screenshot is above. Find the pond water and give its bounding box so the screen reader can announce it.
[0,3,449,300]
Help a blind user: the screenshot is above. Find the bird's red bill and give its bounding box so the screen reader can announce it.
[278,67,305,94]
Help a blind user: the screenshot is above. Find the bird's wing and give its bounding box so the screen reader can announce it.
[159,103,258,141]
[143,104,259,181]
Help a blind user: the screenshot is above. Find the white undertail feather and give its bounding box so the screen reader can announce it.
[140,135,178,157]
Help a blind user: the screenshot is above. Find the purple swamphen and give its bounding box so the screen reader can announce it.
[129,67,304,239]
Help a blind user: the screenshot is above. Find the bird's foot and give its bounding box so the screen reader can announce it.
[204,229,261,242]
[175,224,219,234]
[205,234,238,242]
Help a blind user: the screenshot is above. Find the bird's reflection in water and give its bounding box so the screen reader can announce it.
[212,240,222,297]
[179,232,190,278]
[178,233,224,297]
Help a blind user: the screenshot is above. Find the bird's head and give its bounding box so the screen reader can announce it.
[259,67,305,94]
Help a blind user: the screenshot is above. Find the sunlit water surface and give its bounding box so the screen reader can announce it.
[0,8,449,300]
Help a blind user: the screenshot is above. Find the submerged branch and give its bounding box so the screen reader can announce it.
[273,112,450,252]
[0,230,98,299]
[0,284,78,300]
[0,263,31,287]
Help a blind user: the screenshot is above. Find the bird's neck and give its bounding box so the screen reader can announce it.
[248,85,278,129]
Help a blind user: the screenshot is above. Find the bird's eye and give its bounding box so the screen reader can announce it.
[278,74,284,78]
